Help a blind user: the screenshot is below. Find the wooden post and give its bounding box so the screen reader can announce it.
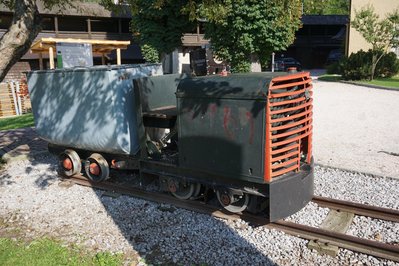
[101,53,106,65]
[54,17,59,37]
[87,18,92,39]
[39,53,43,70]
[49,46,55,69]
[117,48,121,65]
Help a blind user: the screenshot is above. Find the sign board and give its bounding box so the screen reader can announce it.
[56,43,93,68]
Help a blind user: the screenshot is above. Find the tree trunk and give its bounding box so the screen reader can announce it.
[250,53,262,72]
[0,0,42,82]
[370,53,377,80]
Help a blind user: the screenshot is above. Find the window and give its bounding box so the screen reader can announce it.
[58,17,88,32]
[90,18,119,32]
[42,17,55,31]
[121,19,131,33]
[0,14,12,29]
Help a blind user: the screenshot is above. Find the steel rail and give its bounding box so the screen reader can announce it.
[312,196,399,223]
[269,221,399,262]
[67,175,399,262]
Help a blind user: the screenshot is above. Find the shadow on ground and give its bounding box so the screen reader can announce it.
[0,151,277,265]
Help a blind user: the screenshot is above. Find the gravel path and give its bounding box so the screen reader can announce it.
[313,80,399,179]
[1,153,398,265]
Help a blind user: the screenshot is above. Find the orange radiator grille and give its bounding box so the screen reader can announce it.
[264,72,313,182]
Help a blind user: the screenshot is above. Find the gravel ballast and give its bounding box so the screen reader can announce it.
[0,154,398,265]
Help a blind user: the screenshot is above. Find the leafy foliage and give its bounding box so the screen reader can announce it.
[351,5,399,79]
[377,52,399,78]
[101,0,302,72]
[340,50,399,80]
[129,0,196,58]
[340,50,372,80]
[140,44,160,63]
[302,0,349,15]
[204,0,302,72]
[326,61,342,75]
[2,0,77,11]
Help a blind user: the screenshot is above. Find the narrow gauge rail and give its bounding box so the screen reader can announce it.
[312,196,399,223]
[66,175,399,262]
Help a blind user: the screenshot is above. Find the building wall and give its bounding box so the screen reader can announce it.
[3,61,38,83]
[348,0,399,55]
[0,4,141,81]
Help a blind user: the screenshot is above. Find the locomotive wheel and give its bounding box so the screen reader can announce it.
[59,149,81,177]
[171,182,201,200]
[216,190,250,213]
[84,153,110,182]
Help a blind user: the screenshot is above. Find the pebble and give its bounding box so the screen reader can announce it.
[0,154,398,265]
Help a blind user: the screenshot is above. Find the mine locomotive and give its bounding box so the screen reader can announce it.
[27,64,313,221]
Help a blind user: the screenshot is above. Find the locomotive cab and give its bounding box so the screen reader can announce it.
[136,72,314,221]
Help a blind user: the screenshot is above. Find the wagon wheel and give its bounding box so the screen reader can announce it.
[59,149,81,177]
[170,181,202,200]
[84,153,110,182]
[216,190,250,213]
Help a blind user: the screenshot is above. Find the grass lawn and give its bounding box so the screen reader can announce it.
[358,76,399,89]
[0,237,122,266]
[0,113,35,131]
[318,74,399,89]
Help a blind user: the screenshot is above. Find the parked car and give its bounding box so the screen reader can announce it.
[274,57,302,71]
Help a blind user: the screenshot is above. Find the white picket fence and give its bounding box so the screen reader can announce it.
[0,81,31,118]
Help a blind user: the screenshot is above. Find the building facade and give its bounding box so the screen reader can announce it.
[348,0,399,56]
[174,16,348,71]
[0,2,143,82]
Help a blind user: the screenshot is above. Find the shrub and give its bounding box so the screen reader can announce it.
[326,61,342,74]
[140,44,160,63]
[341,50,371,80]
[375,52,399,78]
[341,50,399,80]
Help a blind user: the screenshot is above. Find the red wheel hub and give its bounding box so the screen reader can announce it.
[62,158,73,170]
[89,163,100,176]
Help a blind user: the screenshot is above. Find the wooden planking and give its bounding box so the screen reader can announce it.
[0,83,32,118]
[308,210,354,257]
[30,37,130,55]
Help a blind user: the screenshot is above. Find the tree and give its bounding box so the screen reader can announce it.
[302,0,349,15]
[106,0,302,72]
[204,0,302,72]
[351,5,399,80]
[128,0,196,63]
[0,0,79,82]
[121,0,230,63]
